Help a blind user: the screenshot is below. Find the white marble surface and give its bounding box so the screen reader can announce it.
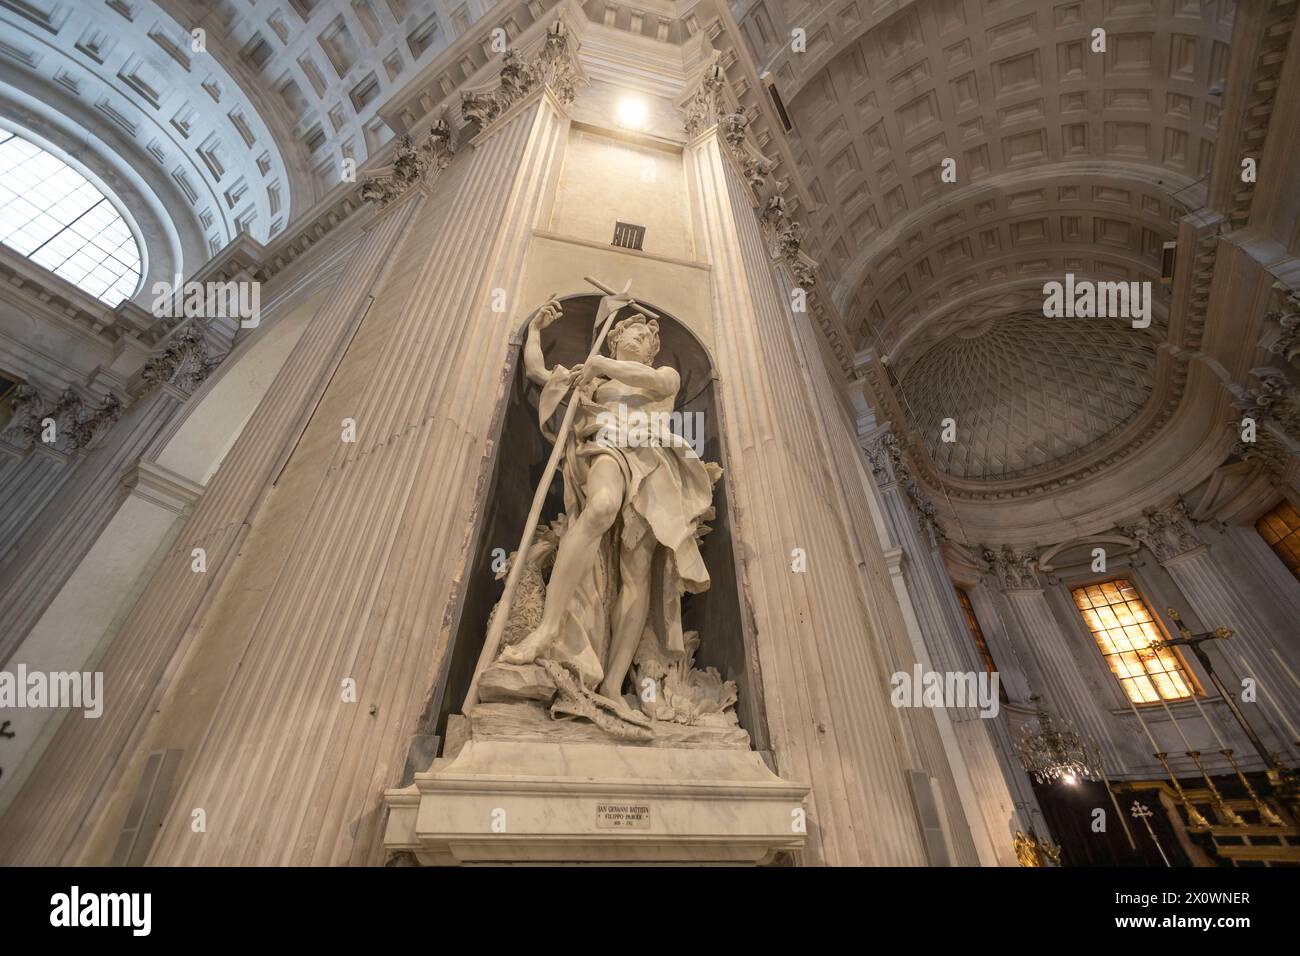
[385,739,808,865]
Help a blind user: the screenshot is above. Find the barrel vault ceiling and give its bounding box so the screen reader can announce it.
[731,0,1236,482]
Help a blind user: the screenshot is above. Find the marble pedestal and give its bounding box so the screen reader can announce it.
[384,712,809,865]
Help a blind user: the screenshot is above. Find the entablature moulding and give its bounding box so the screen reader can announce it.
[855,359,1292,549]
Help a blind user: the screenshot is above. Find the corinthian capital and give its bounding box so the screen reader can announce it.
[1263,289,1300,368]
[0,384,45,450]
[140,323,219,396]
[982,545,1042,590]
[682,61,726,138]
[866,430,947,543]
[458,18,581,135]
[1235,367,1300,444]
[360,120,455,207]
[1119,498,1202,564]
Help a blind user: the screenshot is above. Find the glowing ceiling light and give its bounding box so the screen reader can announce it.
[616,96,647,129]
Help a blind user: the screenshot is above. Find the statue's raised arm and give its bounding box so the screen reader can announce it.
[523,293,565,386]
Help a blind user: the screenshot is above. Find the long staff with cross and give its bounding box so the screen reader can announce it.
[462,276,660,709]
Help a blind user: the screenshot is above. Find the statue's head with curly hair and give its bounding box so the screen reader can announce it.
[606,314,660,365]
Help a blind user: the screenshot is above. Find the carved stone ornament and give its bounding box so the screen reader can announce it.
[682,62,725,139]
[8,386,124,453]
[1118,499,1202,564]
[459,19,580,133]
[1232,425,1293,477]
[68,394,122,450]
[1263,289,1300,367]
[0,384,45,450]
[1235,367,1300,444]
[141,323,219,396]
[720,106,749,151]
[678,70,820,290]
[741,154,772,192]
[360,120,455,207]
[982,544,1042,590]
[760,192,787,229]
[865,430,947,543]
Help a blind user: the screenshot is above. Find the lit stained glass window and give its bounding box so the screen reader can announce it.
[1070,578,1196,704]
[1256,500,1300,581]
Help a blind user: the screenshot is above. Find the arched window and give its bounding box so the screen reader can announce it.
[0,130,142,307]
[1071,578,1197,704]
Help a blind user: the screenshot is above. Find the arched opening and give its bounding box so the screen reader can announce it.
[0,128,143,306]
[421,293,767,760]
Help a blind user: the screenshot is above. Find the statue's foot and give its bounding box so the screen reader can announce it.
[499,624,556,665]
[596,684,652,727]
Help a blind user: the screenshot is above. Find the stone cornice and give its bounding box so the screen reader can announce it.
[120,459,205,515]
[676,40,856,376]
[0,246,167,351]
[1207,0,1300,229]
[378,0,572,138]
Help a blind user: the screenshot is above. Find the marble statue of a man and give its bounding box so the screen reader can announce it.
[497,293,722,732]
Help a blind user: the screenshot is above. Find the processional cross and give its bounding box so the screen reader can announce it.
[1155,608,1297,820]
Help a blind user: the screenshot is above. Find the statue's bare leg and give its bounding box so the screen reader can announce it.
[598,533,656,703]
[501,456,624,664]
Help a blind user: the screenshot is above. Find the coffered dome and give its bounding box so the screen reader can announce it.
[899,313,1156,480]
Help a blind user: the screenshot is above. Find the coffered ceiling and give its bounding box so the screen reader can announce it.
[733,0,1234,357]
[0,0,298,265]
[901,310,1158,479]
[729,0,1240,487]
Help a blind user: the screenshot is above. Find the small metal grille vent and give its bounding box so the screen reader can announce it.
[612,220,645,250]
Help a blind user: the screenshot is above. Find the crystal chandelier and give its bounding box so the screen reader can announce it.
[1016,695,1100,785]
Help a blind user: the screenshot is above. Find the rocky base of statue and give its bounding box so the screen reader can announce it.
[478,520,746,743]
[467,687,751,750]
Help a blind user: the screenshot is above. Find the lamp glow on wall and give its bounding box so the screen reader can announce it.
[616,95,647,129]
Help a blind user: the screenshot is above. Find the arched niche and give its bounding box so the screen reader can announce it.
[423,293,768,759]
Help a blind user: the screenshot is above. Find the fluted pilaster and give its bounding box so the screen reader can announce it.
[137,95,571,866]
[686,128,929,866]
[1161,545,1300,754]
[0,180,421,865]
[997,585,1114,751]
